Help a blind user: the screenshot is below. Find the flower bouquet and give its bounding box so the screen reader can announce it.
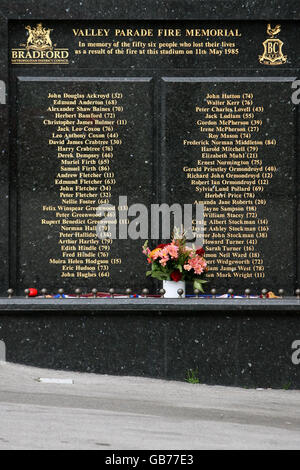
[142,233,207,293]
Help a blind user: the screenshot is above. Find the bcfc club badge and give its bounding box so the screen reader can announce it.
[259,23,287,66]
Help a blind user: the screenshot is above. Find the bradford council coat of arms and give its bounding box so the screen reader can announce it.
[259,23,287,65]
[25,23,54,51]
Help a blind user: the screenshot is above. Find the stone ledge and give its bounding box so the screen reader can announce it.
[0,297,299,313]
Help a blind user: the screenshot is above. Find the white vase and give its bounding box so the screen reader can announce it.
[163,280,186,298]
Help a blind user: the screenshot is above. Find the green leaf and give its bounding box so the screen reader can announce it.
[193,279,208,293]
[151,271,169,281]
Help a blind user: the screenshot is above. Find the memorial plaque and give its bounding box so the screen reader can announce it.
[163,78,296,291]
[13,77,153,291]
[0,6,299,294]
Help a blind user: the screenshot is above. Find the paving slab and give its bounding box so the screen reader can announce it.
[0,362,299,449]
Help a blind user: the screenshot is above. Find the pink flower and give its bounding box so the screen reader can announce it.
[185,256,207,275]
[159,248,170,266]
[159,256,169,267]
[152,250,161,260]
[184,263,192,271]
[165,244,179,259]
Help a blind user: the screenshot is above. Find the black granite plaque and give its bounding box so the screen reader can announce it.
[0,2,298,295]
[14,77,153,292]
[162,78,296,292]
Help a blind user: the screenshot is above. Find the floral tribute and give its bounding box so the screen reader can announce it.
[142,233,208,292]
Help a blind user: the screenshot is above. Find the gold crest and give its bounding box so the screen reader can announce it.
[259,23,287,65]
[25,23,54,51]
[11,23,69,64]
